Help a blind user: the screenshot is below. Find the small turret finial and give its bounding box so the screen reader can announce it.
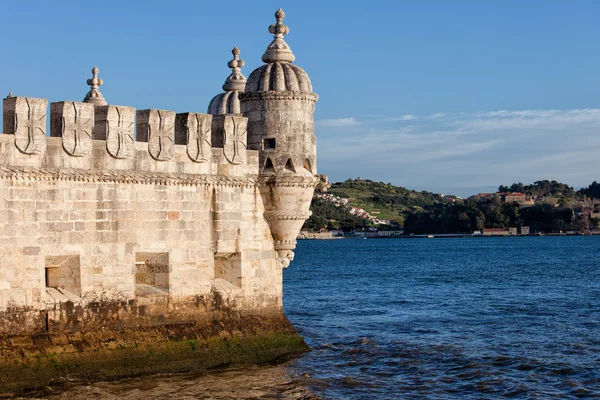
[7,92,14,98]
[223,47,247,91]
[83,66,107,106]
[262,8,295,64]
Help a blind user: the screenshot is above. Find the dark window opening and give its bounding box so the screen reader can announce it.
[263,138,276,150]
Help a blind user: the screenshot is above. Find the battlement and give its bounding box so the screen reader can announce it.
[2,96,256,181]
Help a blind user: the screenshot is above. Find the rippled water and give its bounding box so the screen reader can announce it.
[19,236,600,399]
[285,236,600,399]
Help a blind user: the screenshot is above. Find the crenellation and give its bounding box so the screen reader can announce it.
[3,96,48,155]
[136,109,176,161]
[50,101,94,157]
[175,112,213,163]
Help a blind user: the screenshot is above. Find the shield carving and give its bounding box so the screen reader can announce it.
[137,109,175,161]
[60,102,93,157]
[186,113,212,163]
[223,115,247,165]
[105,106,135,159]
[13,97,47,155]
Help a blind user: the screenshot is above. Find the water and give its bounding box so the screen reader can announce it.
[21,236,600,399]
[285,236,600,399]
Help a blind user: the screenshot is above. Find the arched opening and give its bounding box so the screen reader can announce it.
[303,159,312,173]
[285,158,296,173]
[263,157,275,174]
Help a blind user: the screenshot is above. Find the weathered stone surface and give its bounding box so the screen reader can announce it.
[50,101,94,157]
[3,96,48,155]
[83,66,107,106]
[93,105,135,159]
[175,112,212,162]
[240,9,319,262]
[208,47,247,115]
[0,311,308,396]
[212,114,247,165]
[136,109,176,161]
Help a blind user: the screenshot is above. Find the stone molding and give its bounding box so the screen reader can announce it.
[0,165,257,187]
[273,239,296,246]
[263,210,312,221]
[239,91,318,103]
[259,175,320,188]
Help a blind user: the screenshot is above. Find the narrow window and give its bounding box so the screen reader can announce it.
[263,157,275,174]
[303,159,312,173]
[263,138,276,150]
[285,158,296,173]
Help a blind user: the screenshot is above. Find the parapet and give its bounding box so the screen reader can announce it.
[1,95,258,181]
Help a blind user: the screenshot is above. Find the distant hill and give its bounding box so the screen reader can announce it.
[302,178,448,231]
[497,180,576,198]
[327,178,448,224]
[303,178,600,234]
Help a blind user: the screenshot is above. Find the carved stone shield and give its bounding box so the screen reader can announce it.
[137,109,175,161]
[105,106,135,159]
[6,97,48,155]
[51,101,93,157]
[223,115,247,165]
[187,113,212,162]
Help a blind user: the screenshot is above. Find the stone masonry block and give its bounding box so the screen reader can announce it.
[175,112,212,163]
[3,96,48,155]
[136,109,176,161]
[211,115,247,165]
[93,105,135,159]
[50,101,94,157]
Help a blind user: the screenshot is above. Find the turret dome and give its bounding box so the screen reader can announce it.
[244,9,313,94]
[208,47,246,114]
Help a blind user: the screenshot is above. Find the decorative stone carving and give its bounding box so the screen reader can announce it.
[136,110,175,161]
[175,113,212,163]
[3,96,48,155]
[277,250,294,269]
[93,105,135,159]
[50,101,94,157]
[211,115,247,165]
[207,47,247,115]
[83,66,107,106]
[223,116,247,165]
[263,8,295,63]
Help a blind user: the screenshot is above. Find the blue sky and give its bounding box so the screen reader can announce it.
[1,1,599,196]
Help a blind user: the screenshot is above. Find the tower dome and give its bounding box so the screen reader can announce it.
[208,47,246,115]
[244,8,313,94]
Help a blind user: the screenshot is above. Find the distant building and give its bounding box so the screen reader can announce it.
[520,226,530,235]
[508,227,518,235]
[482,228,510,236]
[503,192,527,204]
[377,230,404,237]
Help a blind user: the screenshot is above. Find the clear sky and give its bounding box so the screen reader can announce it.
[1,0,599,197]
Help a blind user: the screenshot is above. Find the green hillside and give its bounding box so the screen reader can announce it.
[327,178,448,224]
[304,178,600,234]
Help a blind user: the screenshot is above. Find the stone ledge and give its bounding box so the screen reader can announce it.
[0,165,258,187]
[0,311,308,396]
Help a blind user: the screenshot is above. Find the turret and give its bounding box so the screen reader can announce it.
[240,9,321,268]
[208,47,247,115]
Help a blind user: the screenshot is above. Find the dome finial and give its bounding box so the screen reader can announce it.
[262,9,295,64]
[223,47,246,92]
[83,66,107,106]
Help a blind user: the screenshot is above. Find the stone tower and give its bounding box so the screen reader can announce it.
[240,9,320,267]
[208,47,247,115]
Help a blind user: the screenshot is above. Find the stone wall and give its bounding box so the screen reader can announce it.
[0,97,283,337]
